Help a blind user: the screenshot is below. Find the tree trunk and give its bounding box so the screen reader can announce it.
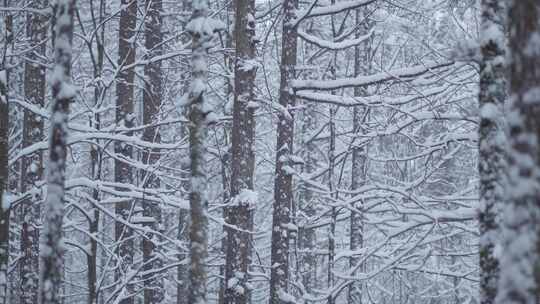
[498,2,540,304]
[478,1,505,304]
[327,107,336,304]
[269,0,298,302]
[142,0,164,302]
[0,13,12,300]
[223,0,257,303]
[348,7,371,304]
[186,1,214,302]
[177,2,191,304]
[40,1,75,303]
[87,2,106,303]
[298,105,317,299]
[115,1,137,303]
[219,1,234,303]
[20,1,48,303]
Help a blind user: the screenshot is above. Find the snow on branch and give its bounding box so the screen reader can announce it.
[295,0,377,24]
[292,61,455,91]
[298,28,374,50]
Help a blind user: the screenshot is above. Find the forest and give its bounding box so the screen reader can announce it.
[0,0,536,303]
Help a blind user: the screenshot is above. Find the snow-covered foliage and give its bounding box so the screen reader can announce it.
[0,0,512,303]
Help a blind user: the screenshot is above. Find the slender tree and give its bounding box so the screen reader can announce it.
[497,1,540,304]
[0,70,8,304]
[223,0,257,302]
[86,2,106,303]
[269,0,298,302]
[479,1,506,304]
[40,0,75,303]
[178,3,191,304]
[115,1,137,302]
[142,0,164,302]
[20,2,48,302]
[349,6,372,303]
[0,7,12,303]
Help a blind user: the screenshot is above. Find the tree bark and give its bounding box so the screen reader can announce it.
[177,3,191,304]
[479,1,505,304]
[297,105,317,298]
[497,1,540,304]
[20,1,48,302]
[186,1,214,302]
[223,0,257,302]
[87,2,106,303]
[142,0,164,302]
[0,12,12,300]
[269,0,298,302]
[348,7,371,304]
[40,1,75,303]
[115,1,137,302]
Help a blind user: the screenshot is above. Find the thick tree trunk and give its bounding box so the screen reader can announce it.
[223,0,257,303]
[186,1,215,302]
[142,0,164,302]
[115,1,137,303]
[478,1,505,304]
[269,0,298,302]
[40,1,75,303]
[20,2,48,303]
[497,2,540,304]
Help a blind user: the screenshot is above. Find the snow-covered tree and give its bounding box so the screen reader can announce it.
[497,1,540,304]
[479,1,506,304]
[40,0,75,303]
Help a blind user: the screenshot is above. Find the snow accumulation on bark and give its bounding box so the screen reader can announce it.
[184,1,224,304]
[40,1,75,304]
[497,2,540,304]
[478,1,506,304]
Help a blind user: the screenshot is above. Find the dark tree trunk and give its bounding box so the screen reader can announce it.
[297,105,317,298]
[348,7,371,304]
[0,70,8,304]
[223,0,257,303]
[87,2,106,303]
[115,1,137,303]
[40,1,75,303]
[498,1,540,304]
[478,1,505,304]
[177,2,191,304]
[0,12,12,300]
[20,1,48,302]
[142,0,164,302]
[269,0,298,302]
